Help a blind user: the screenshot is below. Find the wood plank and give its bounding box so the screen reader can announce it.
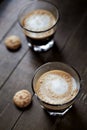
[0,23,28,88]
[0,103,22,130]
[12,96,60,130]
[51,0,87,50]
[61,12,87,76]
[0,0,31,41]
[0,50,41,130]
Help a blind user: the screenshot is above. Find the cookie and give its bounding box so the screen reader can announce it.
[13,90,32,108]
[4,35,21,50]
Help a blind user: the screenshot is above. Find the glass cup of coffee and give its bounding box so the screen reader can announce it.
[32,62,81,116]
[18,1,59,52]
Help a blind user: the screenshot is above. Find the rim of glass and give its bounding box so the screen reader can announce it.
[18,0,59,33]
[32,62,81,106]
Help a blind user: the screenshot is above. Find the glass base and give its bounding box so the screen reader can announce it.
[41,105,72,116]
[28,40,54,52]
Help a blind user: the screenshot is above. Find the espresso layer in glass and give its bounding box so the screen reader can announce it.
[22,9,56,46]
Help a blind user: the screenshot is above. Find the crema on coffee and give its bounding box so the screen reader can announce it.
[34,70,79,105]
[22,9,56,39]
[19,1,59,52]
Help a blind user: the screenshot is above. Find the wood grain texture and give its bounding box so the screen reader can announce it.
[51,0,87,50]
[0,0,31,41]
[0,23,28,88]
[61,12,87,76]
[0,49,43,130]
[0,0,87,130]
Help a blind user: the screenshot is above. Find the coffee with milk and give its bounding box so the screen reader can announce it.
[34,70,79,105]
[22,9,56,46]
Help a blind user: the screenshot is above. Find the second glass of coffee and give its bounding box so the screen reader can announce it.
[18,1,59,52]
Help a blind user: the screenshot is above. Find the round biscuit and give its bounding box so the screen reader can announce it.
[13,90,32,108]
[4,35,21,50]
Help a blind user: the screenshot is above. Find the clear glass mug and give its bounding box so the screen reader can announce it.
[18,1,59,52]
[32,62,81,116]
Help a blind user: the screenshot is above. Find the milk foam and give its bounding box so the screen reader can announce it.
[44,75,68,95]
[23,9,56,31]
[23,9,56,39]
[35,70,79,104]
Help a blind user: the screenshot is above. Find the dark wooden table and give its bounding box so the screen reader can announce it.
[0,0,87,130]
